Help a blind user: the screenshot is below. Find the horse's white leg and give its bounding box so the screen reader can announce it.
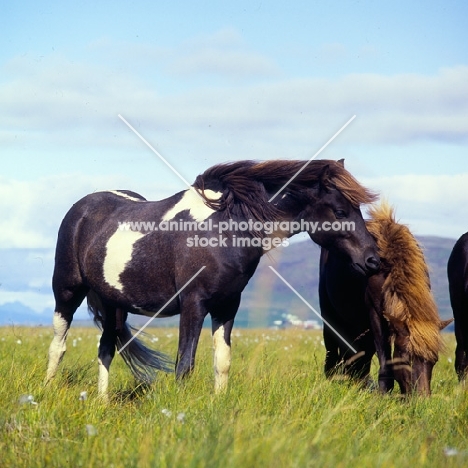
[213,324,231,393]
[45,312,71,383]
[97,352,113,401]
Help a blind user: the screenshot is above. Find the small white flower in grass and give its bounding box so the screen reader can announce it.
[19,394,37,405]
[166,333,173,338]
[16,340,22,345]
[151,337,159,343]
[444,447,460,457]
[79,391,88,401]
[86,424,97,436]
[161,408,172,417]
[73,339,77,347]
[177,413,186,423]
[448,358,453,363]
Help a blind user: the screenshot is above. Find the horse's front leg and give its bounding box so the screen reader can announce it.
[210,295,240,393]
[367,276,394,393]
[211,317,235,393]
[176,298,207,380]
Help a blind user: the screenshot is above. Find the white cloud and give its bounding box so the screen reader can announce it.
[0,173,178,249]
[364,173,468,239]
[1,48,467,155]
[167,28,280,78]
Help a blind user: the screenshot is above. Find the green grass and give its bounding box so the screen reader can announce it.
[0,326,467,467]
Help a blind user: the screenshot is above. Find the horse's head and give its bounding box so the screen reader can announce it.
[390,317,452,396]
[292,163,380,276]
[391,322,434,396]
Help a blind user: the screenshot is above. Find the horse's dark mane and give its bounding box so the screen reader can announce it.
[193,159,377,222]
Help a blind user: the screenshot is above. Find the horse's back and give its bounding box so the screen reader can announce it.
[448,233,468,320]
[448,234,468,325]
[448,233,468,294]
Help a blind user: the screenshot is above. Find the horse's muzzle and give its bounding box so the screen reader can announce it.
[352,254,380,276]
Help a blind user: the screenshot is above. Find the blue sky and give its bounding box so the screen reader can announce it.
[1,0,468,257]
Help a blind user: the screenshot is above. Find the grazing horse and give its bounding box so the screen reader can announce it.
[46,159,379,399]
[320,202,449,395]
[447,232,468,380]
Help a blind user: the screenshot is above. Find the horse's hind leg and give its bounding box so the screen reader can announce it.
[45,312,72,382]
[97,306,118,400]
[45,285,88,383]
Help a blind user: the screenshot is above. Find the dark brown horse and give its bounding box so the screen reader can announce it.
[46,159,379,399]
[447,232,468,380]
[320,202,449,395]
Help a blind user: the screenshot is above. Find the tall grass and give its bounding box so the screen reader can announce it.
[0,326,466,467]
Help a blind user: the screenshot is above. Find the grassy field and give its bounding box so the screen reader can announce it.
[0,326,467,468]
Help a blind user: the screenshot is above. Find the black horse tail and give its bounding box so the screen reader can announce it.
[87,291,174,383]
[116,323,174,383]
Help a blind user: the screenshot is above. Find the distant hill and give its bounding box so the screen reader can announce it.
[0,236,457,328]
[0,302,53,326]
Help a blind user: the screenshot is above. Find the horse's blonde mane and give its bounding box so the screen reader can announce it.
[366,201,443,362]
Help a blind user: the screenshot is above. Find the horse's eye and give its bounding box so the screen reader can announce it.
[335,210,347,219]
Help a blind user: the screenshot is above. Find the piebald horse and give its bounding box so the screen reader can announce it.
[46,159,379,399]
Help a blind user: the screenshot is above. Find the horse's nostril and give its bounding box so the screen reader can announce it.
[366,256,380,271]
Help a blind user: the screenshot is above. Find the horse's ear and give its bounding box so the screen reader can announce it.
[440,318,454,330]
[318,164,332,190]
[337,159,345,168]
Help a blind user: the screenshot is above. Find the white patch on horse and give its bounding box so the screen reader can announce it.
[45,312,70,382]
[107,190,144,202]
[213,325,231,393]
[103,229,145,291]
[162,188,222,222]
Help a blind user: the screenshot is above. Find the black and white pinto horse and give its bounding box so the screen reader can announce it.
[46,159,380,399]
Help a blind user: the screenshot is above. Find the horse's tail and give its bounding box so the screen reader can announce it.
[87,291,174,383]
[116,324,174,383]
